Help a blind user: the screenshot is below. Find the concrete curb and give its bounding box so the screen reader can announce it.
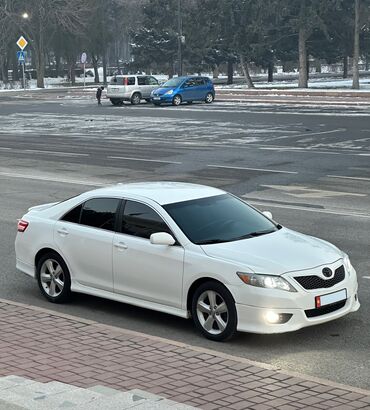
[1,297,369,397]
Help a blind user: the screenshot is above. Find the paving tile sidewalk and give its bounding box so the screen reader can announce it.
[0,298,369,410]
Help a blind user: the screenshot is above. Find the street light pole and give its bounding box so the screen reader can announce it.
[177,0,182,76]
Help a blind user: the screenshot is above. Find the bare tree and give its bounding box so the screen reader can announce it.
[0,0,89,88]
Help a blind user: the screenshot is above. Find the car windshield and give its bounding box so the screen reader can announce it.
[161,77,184,88]
[164,194,279,245]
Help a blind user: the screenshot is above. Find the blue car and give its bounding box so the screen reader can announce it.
[151,76,215,106]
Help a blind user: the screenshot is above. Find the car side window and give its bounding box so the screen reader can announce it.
[147,76,159,85]
[125,77,135,86]
[122,200,170,239]
[61,204,83,224]
[184,79,196,88]
[80,198,120,232]
[138,76,146,86]
[194,78,205,86]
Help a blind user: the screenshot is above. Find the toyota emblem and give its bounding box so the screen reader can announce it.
[322,267,333,278]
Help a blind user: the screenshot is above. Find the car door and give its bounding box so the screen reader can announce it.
[180,78,197,101]
[112,199,184,308]
[137,76,150,97]
[193,78,207,100]
[54,197,121,292]
[146,76,160,96]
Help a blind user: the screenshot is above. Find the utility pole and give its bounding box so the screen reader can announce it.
[352,0,360,89]
[177,0,182,76]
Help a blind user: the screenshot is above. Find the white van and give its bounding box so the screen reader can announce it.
[106,75,160,105]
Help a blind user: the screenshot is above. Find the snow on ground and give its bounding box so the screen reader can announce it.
[1,69,370,92]
[216,77,370,90]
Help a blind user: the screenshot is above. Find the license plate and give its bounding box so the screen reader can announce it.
[315,289,347,308]
[153,97,160,100]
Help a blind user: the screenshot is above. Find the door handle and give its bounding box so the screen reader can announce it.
[57,228,69,236]
[114,242,128,250]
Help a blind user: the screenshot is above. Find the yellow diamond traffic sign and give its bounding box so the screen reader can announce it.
[17,36,28,50]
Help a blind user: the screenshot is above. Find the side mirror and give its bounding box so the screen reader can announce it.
[150,232,175,246]
[262,211,273,220]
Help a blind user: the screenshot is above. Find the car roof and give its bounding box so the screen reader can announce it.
[84,182,224,205]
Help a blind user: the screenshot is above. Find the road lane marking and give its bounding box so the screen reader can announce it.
[108,156,182,165]
[259,146,370,157]
[0,171,104,186]
[363,276,370,279]
[207,165,298,175]
[246,199,370,219]
[0,147,11,151]
[327,175,370,182]
[24,149,89,157]
[261,184,366,198]
[270,128,346,141]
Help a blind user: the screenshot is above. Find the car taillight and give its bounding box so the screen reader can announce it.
[17,220,29,232]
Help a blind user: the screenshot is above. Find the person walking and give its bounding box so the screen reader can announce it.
[96,86,104,105]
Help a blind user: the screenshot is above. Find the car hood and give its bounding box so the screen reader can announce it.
[152,87,175,96]
[200,227,342,275]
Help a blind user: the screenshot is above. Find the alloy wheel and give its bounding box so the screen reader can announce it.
[196,290,229,335]
[205,93,214,103]
[40,259,65,298]
[173,95,182,106]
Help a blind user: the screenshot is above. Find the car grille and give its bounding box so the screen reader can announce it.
[294,265,345,290]
[305,300,346,318]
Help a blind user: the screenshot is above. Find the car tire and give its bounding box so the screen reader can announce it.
[191,281,237,341]
[131,93,141,105]
[172,95,182,106]
[205,92,214,103]
[110,98,123,106]
[36,252,72,304]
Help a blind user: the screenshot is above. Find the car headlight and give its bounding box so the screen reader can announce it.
[343,254,353,273]
[237,272,297,292]
[165,89,174,95]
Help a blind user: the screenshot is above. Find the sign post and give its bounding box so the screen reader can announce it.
[16,36,28,90]
[81,52,87,88]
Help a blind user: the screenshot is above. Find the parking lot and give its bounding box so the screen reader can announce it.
[0,88,369,389]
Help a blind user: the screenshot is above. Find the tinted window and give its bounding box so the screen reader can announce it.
[193,78,205,86]
[122,200,170,239]
[138,76,146,85]
[164,194,278,245]
[124,76,135,86]
[80,198,120,231]
[61,204,82,223]
[184,79,196,88]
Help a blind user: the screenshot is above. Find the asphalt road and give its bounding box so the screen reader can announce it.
[0,88,369,389]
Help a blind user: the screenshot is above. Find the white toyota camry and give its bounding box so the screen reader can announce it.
[15,182,360,341]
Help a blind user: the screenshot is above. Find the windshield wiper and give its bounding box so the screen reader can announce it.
[232,229,276,241]
[197,239,227,245]
[248,229,276,237]
[197,229,277,245]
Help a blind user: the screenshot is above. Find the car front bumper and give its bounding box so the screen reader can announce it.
[151,94,173,103]
[232,265,360,334]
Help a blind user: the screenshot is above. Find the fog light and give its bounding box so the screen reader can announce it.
[264,311,280,324]
[264,311,293,324]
